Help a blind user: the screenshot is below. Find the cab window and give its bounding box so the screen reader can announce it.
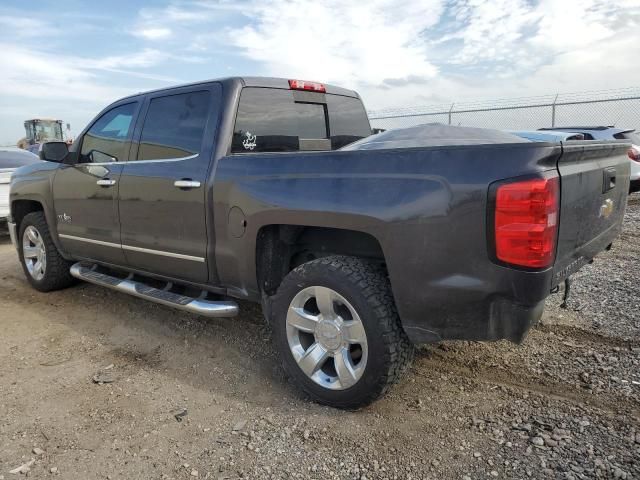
[136,90,211,161]
[79,103,137,163]
[232,87,371,153]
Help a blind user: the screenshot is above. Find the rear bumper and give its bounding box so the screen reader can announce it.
[401,294,546,344]
[8,220,18,249]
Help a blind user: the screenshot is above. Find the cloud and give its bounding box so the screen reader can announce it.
[131,1,242,45]
[0,44,130,102]
[2,0,640,143]
[228,0,444,87]
[222,0,640,110]
[134,27,173,40]
[0,42,185,144]
[0,15,59,37]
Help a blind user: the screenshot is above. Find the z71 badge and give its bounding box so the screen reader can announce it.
[57,213,72,223]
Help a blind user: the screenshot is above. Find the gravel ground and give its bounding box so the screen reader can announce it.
[545,193,640,340]
[0,195,638,480]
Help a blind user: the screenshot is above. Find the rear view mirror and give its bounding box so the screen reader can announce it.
[39,141,69,163]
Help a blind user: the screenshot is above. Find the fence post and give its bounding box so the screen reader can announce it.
[448,103,455,125]
[551,94,559,127]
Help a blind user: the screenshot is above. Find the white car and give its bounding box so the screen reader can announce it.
[539,127,640,193]
[0,148,41,221]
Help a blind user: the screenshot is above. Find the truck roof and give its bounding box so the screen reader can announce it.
[124,76,361,101]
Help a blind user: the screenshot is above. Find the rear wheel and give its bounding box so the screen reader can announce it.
[18,212,75,292]
[271,255,414,409]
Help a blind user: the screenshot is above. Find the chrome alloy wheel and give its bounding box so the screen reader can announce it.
[22,225,47,281]
[286,286,368,390]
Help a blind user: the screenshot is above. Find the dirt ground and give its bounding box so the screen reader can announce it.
[1,197,639,480]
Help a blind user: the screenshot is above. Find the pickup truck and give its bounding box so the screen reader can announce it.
[8,77,630,408]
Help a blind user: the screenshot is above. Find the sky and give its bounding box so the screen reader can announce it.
[1,0,640,144]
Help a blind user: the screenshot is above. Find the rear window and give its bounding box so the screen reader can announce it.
[613,131,640,145]
[232,87,371,153]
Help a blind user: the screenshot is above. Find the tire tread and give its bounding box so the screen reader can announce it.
[19,212,75,292]
[273,255,414,409]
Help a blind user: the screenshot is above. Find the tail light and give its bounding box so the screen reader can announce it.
[493,175,559,269]
[288,79,326,93]
[628,147,640,163]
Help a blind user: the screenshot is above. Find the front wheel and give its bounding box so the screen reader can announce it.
[18,212,75,292]
[271,256,414,409]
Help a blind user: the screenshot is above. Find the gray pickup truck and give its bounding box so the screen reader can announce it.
[8,77,630,408]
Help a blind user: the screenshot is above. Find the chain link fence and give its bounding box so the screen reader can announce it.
[368,87,640,132]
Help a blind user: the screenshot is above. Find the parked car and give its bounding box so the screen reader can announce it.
[0,148,40,223]
[509,130,585,142]
[8,77,631,408]
[539,126,640,193]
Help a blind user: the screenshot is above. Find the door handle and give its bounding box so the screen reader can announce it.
[96,178,116,187]
[174,179,201,189]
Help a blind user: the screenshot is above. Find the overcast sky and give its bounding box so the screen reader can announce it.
[1,0,639,144]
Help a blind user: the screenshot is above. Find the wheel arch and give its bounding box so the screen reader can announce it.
[11,199,44,230]
[255,224,387,297]
[11,198,69,259]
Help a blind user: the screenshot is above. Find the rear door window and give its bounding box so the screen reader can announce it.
[136,90,211,161]
[232,87,370,153]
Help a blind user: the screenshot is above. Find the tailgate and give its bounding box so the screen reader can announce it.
[552,141,630,286]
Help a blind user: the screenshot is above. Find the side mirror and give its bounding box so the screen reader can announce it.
[39,141,69,163]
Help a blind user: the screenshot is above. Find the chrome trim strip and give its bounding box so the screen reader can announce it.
[70,263,238,317]
[125,154,199,165]
[8,221,18,250]
[59,234,120,248]
[121,244,205,263]
[58,234,205,262]
[80,154,199,167]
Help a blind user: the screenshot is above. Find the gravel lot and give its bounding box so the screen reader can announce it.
[0,195,638,480]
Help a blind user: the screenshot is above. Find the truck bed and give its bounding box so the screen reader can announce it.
[213,130,630,344]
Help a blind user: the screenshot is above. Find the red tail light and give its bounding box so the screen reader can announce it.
[494,175,559,269]
[288,79,326,93]
[628,147,640,163]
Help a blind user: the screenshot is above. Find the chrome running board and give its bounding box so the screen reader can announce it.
[70,263,238,317]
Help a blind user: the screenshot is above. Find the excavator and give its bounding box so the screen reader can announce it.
[17,118,72,154]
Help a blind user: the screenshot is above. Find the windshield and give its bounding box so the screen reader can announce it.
[26,121,64,142]
[620,131,640,145]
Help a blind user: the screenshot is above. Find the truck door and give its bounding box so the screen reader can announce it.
[117,84,221,284]
[53,101,140,265]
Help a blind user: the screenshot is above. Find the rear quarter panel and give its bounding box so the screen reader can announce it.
[212,143,560,339]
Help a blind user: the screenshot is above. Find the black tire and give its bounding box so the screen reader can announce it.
[18,212,75,292]
[271,255,414,409]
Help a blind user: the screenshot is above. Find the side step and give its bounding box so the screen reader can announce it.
[70,263,239,317]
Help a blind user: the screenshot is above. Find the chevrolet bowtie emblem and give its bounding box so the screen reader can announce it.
[599,199,614,219]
